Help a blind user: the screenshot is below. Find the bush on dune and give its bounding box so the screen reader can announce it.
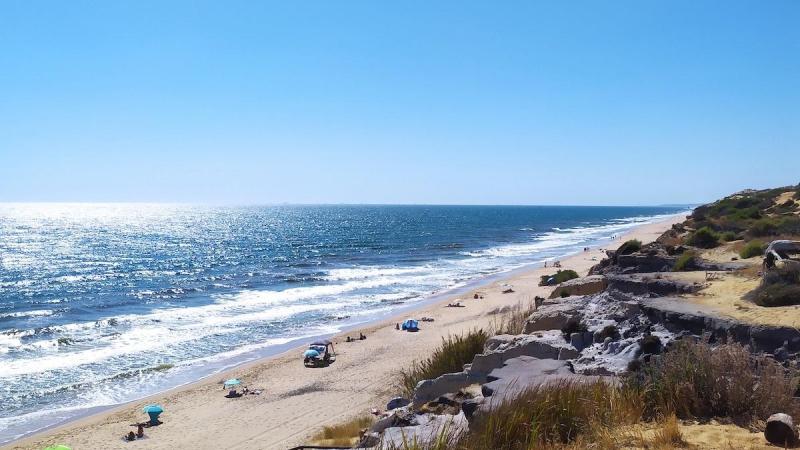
[720,231,737,242]
[754,283,800,307]
[673,251,696,271]
[749,218,779,237]
[617,239,642,255]
[686,226,720,248]
[739,240,765,259]
[539,269,579,286]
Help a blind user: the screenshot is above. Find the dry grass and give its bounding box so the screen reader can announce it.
[649,414,687,448]
[312,415,374,447]
[389,340,798,450]
[628,340,799,424]
[399,329,488,397]
[454,379,643,449]
[492,298,537,335]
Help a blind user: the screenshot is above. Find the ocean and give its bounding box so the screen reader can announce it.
[0,203,686,443]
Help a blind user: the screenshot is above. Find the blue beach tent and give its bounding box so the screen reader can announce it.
[401,319,419,332]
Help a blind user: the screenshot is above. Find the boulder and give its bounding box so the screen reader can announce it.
[461,397,483,420]
[469,332,579,377]
[386,397,410,411]
[765,413,797,446]
[607,274,698,297]
[380,412,468,449]
[480,356,607,406]
[549,275,607,299]
[412,372,483,408]
[524,297,586,333]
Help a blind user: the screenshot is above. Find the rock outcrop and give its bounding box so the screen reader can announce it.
[548,275,607,299]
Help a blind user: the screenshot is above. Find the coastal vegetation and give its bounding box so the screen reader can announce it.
[687,185,800,241]
[672,251,695,271]
[313,415,375,447]
[390,341,797,450]
[399,330,488,397]
[685,226,719,248]
[739,240,766,259]
[538,269,579,286]
[617,239,642,255]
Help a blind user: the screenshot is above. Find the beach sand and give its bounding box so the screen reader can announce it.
[7,215,685,450]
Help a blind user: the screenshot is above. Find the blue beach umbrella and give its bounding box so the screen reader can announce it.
[143,404,164,425]
[223,378,242,388]
[303,349,320,358]
[143,404,163,414]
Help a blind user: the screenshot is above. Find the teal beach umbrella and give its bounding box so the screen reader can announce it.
[143,404,163,414]
[143,404,164,425]
[223,378,242,388]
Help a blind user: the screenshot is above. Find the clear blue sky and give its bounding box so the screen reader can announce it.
[1,1,798,205]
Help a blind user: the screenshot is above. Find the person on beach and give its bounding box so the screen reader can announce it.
[125,431,136,441]
[137,424,144,438]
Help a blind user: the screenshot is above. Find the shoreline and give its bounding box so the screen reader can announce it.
[5,213,686,450]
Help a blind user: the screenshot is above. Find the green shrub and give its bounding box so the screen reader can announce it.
[753,283,800,307]
[399,329,488,396]
[686,226,719,248]
[720,231,737,242]
[617,239,642,255]
[538,269,579,286]
[749,218,779,236]
[673,251,696,272]
[739,240,765,259]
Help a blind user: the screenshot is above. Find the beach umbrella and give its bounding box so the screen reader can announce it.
[143,404,163,414]
[303,349,320,358]
[223,378,242,387]
[43,446,71,450]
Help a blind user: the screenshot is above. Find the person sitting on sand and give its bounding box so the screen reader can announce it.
[137,424,144,438]
[359,332,366,340]
[125,431,136,441]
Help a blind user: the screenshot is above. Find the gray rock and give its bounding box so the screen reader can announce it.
[380,412,468,449]
[548,275,608,299]
[524,297,586,333]
[765,413,797,446]
[386,397,410,411]
[461,397,483,420]
[469,332,578,377]
[640,297,800,353]
[412,372,483,408]
[480,356,607,405]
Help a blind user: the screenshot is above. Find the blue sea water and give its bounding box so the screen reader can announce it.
[0,203,686,442]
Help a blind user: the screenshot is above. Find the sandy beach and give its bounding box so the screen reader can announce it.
[7,214,685,450]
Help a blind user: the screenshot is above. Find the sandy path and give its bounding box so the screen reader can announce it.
[7,215,685,450]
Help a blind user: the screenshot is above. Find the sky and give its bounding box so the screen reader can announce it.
[1,1,798,206]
